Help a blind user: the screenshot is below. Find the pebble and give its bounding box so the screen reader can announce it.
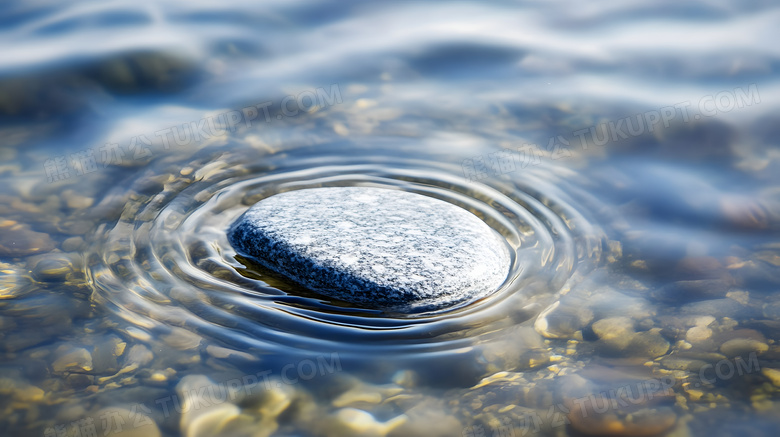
[592,317,635,350]
[91,335,124,375]
[660,357,709,372]
[0,378,44,402]
[719,338,769,358]
[388,399,462,437]
[52,347,93,373]
[761,368,780,387]
[63,189,94,210]
[177,375,242,437]
[686,326,713,343]
[228,187,511,312]
[534,300,594,339]
[93,407,161,437]
[30,254,74,282]
[0,222,55,257]
[567,404,677,437]
[328,408,407,437]
[624,330,670,359]
[61,236,85,252]
[123,344,153,370]
[332,380,403,408]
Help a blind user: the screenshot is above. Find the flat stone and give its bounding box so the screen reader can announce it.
[228,187,511,312]
[719,338,768,358]
[0,222,55,257]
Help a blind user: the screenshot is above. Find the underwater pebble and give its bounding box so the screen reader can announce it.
[624,329,670,359]
[686,326,713,343]
[567,404,677,437]
[52,347,93,373]
[30,254,74,282]
[94,407,161,437]
[91,335,124,375]
[185,403,242,437]
[177,373,300,437]
[63,189,94,210]
[388,399,462,437]
[761,368,780,387]
[534,300,594,339]
[478,326,549,373]
[0,222,55,257]
[719,338,768,358]
[327,408,407,437]
[178,375,243,437]
[332,378,403,408]
[61,236,85,252]
[229,187,511,312]
[124,344,153,367]
[162,327,202,350]
[0,378,44,402]
[592,317,635,349]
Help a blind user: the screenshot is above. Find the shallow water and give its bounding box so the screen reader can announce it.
[2,1,780,436]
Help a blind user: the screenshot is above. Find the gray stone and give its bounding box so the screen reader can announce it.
[228,187,511,312]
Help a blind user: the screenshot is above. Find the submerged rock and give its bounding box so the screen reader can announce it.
[0,221,55,257]
[228,187,511,312]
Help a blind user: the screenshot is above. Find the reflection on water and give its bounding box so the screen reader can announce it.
[1,0,780,436]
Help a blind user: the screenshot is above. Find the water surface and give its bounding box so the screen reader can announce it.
[1,1,780,436]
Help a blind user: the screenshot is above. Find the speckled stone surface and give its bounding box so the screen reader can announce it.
[228,187,511,312]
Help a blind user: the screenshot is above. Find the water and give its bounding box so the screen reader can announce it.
[1,1,779,436]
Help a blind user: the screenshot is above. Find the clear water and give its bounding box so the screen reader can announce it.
[1,1,780,436]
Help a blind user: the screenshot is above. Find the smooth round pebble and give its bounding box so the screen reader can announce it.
[228,187,511,312]
[719,338,769,357]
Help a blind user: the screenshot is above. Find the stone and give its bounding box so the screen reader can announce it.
[30,254,74,282]
[228,187,511,312]
[592,317,635,349]
[0,222,55,257]
[93,407,161,437]
[61,236,85,252]
[124,344,153,367]
[625,330,670,359]
[332,379,403,408]
[177,375,244,437]
[567,404,677,437]
[328,408,407,437]
[719,338,768,358]
[761,368,780,387]
[52,347,93,373]
[0,378,44,402]
[534,300,594,339]
[686,326,713,343]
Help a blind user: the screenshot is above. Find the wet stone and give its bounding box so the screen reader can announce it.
[534,300,594,339]
[660,356,709,372]
[686,326,713,343]
[93,407,161,437]
[52,347,93,373]
[30,254,74,282]
[567,404,677,437]
[592,316,635,350]
[761,368,780,387]
[0,222,55,257]
[624,329,670,359]
[719,338,768,358]
[228,187,511,312]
